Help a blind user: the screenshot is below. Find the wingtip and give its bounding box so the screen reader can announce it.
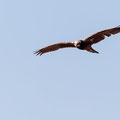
[34,50,43,56]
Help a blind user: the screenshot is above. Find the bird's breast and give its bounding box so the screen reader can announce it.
[78,42,87,50]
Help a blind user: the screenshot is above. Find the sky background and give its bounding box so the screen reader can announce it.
[0,0,120,120]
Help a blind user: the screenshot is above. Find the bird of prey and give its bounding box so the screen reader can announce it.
[34,26,120,56]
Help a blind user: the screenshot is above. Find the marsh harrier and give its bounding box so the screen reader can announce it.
[34,26,120,56]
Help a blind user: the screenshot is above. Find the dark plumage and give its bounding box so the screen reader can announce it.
[34,26,120,56]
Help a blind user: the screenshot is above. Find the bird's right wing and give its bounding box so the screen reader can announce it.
[83,26,120,45]
[34,42,75,56]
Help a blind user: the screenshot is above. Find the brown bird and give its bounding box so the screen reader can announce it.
[34,26,120,56]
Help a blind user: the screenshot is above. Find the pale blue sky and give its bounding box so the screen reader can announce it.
[0,0,120,120]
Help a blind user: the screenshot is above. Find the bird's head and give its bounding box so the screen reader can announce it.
[74,40,83,48]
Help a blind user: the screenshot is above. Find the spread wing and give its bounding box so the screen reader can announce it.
[34,42,75,56]
[83,26,120,45]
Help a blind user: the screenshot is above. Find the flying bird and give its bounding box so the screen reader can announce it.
[34,26,120,56]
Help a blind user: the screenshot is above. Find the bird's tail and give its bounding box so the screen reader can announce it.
[86,47,99,54]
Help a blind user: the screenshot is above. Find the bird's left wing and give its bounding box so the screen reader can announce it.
[83,26,120,45]
[34,42,75,56]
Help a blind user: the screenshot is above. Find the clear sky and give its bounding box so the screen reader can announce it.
[0,0,120,120]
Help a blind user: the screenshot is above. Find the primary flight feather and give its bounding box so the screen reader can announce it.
[34,26,120,56]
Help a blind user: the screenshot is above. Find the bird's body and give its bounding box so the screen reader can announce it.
[34,26,120,56]
[74,40,99,53]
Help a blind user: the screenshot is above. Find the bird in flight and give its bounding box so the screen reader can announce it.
[34,26,120,56]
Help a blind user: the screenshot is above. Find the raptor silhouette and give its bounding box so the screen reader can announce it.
[34,26,120,56]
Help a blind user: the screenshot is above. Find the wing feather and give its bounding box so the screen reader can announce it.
[84,26,120,45]
[34,42,75,56]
